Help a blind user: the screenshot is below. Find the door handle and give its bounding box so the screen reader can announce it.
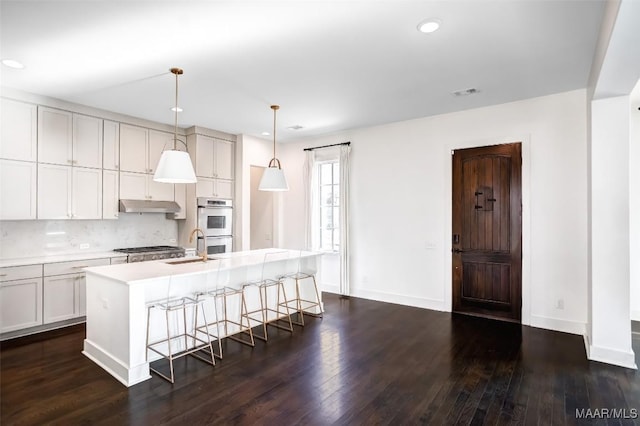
[452,248,464,254]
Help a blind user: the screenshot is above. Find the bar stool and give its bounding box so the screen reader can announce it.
[283,250,323,326]
[196,259,255,355]
[242,251,294,341]
[193,269,224,360]
[145,275,215,384]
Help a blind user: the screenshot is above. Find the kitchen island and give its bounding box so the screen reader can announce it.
[82,249,322,387]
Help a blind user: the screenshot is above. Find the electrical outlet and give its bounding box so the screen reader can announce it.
[79,243,90,250]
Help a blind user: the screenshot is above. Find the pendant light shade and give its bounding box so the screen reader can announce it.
[153,67,197,184]
[259,105,289,191]
[154,150,197,183]
[259,165,289,191]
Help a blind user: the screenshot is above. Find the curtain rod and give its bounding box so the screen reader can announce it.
[303,141,351,152]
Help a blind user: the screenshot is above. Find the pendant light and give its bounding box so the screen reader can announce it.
[259,105,289,191]
[153,68,197,184]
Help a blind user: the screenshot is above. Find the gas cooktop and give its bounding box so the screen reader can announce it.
[113,246,182,254]
[113,246,185,262]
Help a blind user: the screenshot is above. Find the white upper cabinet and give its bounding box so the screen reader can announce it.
[148,130,173,175]
[72,167,102,219]
[194,135,215,177]
[120,126,172,174]
[196,178,233,199]
[0,98,37,162]
[215,139,234,180]
[103,121,120,170]
[73,114,103,168]
[38,107,103,168]
[38,164,102,220]
[103,170,119,219]
[147,176,175,201]
[120,171,174,201]
[38,107,73,166]
[173,184,187,219]
[119,172,147,200]
[0,159,37,220]
[38,163,73,219]
[119,124,148,173]
[189,134,234,180]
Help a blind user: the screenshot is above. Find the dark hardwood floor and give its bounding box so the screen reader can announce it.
[2,293,639,425]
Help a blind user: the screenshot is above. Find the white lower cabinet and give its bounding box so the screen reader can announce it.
[196,177,233,199]
[43,274,80,323]
[42,258,110,324]
[0,277,43,333]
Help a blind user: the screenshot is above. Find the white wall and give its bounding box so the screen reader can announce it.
[279,89,589,335]
[588,95,635,368]
[250,165,274,249]
[630,80,640,321]
[235,134,279,251]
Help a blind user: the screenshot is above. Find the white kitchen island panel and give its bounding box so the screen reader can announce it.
[82,249,322,387]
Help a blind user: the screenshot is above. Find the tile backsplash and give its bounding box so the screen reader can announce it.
[0,214,178,259]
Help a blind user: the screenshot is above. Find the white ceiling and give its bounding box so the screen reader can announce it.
[0,0,606,141]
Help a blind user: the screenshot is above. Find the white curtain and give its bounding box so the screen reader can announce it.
[339,145,351,296]
[303,150,317,250]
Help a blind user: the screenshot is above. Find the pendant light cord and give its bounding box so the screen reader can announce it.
[174,70,179,150]
[269,105,281,169]
[273,106,277,160]
[170,68,184,151]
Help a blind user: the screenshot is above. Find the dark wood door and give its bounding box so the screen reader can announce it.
[452,143,522,321]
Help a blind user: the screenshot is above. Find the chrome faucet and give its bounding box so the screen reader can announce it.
[188,228,207,261]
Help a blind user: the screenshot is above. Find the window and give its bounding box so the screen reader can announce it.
[318,161,340,251]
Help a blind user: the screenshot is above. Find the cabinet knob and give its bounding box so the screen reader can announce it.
[72,160,77,164]
[67,160,73,164]
[115,164,119,169]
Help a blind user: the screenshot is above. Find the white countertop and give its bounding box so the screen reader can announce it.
[0,251,129,268]
[84,248,320,285]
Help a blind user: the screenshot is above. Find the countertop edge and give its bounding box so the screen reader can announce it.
[0,251,129,268]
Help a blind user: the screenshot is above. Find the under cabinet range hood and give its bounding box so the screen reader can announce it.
[119,199,181,213]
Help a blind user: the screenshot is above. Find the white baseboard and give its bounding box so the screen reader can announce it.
[529,314,586,335]
[320,283,340,294]
[583,335,638,370]
[83,339,151,387]
[328,287,446,311]
[632,310,640,322]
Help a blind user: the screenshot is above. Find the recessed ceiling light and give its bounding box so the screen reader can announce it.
[452,88,480,97]
[1,59,25,69]
[261,131,270,136]
[417,19,441,34]
[170,106,183,112]
[287,125,304,131]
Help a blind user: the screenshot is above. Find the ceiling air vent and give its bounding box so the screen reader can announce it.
[452,88,479,97]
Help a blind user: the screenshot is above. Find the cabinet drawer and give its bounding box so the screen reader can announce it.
[0,264,42,282]
[44,258,110,277]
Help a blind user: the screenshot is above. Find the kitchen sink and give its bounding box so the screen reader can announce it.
[165,258,208,265]
[165,256,221,265]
